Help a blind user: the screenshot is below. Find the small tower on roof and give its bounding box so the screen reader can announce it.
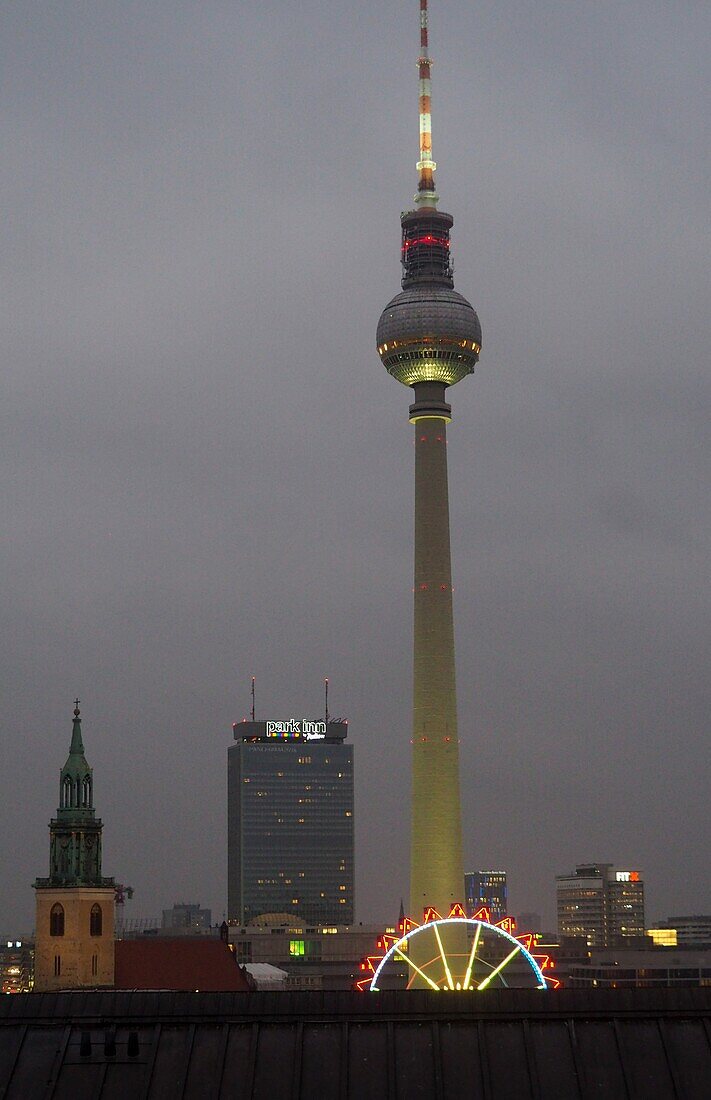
[33,702,116,991]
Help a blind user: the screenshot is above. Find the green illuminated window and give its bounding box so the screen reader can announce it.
[289,939,305,957]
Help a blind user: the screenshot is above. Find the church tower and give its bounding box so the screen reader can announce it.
[33,702,115,990]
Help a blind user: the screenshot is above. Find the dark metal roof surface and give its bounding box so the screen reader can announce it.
[1,988,709,1098]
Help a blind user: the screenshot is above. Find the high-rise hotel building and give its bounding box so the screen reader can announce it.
[228,719,354,926]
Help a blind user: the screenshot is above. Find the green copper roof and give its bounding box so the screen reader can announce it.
[68,701,85,755]
[35,701,112,888]
[57,701,94,817]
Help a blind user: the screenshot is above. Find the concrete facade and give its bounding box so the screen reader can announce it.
[410,411,463,919]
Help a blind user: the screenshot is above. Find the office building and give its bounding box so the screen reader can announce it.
[567,945,711,989]
[648,928,678,947]
[556,863,645,947]
[649,916,711,947]
[465,871,508,922]
[227,921,388,991]
[228,718,354,925]
[0,939,34,994]
[162,902,212,931]
[33,703,115,990]
[375,0,481,930]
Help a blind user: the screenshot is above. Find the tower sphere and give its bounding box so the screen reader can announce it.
[377,285,481,388]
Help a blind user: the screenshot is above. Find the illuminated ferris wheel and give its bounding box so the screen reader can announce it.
[357,904,559,992]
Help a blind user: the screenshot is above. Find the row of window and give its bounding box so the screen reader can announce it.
[50,902,103,937]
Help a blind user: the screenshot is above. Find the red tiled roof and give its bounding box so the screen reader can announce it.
[114,938,252,991]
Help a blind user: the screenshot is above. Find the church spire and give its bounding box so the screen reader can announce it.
[58,699,93,817]
[68,698,85,756]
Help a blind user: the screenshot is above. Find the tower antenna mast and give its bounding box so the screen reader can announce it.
[250,676,256,722]
[416,0,437,206]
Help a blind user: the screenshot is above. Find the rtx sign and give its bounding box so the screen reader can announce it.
[615,871,640,883]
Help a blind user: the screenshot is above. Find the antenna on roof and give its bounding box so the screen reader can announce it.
[324,678,330,724]
[415,0,438,206]
[251,676,256,721]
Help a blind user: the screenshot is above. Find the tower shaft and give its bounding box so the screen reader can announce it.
[410,391,463,918]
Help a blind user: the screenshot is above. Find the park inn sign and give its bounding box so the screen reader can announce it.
[265,719,327,740]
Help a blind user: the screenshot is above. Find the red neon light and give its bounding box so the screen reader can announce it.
[402,236,450,251]
[355,907,562,991]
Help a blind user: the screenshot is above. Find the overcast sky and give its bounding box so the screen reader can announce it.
[2,1,709,933]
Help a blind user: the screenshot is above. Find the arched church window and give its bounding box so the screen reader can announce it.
[75,778,81,806]
[82,776,91,807]
[90,903,102,937]
[50,903,65,937]
[63,776,72,809]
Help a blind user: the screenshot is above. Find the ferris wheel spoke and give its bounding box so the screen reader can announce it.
[394,949,441,992]
[433,922,455,989]
[476,944,522,990]
[462,921,482,990]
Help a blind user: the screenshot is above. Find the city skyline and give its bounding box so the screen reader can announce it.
[3,1,709,933]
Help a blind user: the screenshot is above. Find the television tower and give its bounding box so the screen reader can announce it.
[377,0,482,922]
